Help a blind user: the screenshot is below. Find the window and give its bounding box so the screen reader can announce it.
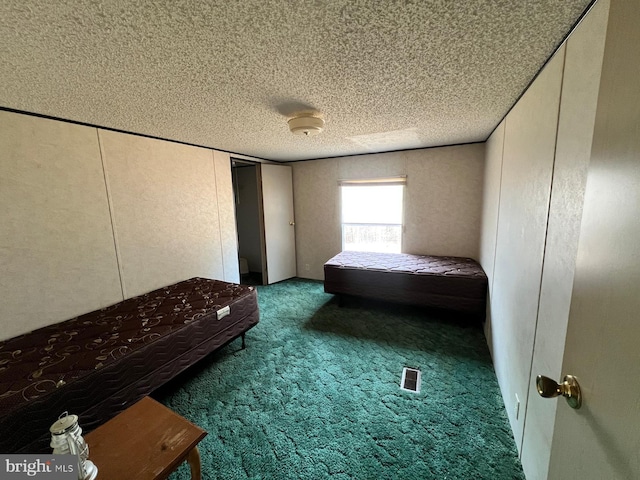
[340,177,405,253]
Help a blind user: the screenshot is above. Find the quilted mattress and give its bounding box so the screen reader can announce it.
[0,277,259,453]
[324,251,487,315]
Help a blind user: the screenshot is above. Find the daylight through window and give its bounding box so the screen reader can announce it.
[340,178,405,253]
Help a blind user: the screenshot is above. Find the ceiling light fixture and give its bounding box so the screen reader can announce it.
[288,115,324,136]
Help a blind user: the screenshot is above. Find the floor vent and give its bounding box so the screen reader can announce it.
[400,367,421,393]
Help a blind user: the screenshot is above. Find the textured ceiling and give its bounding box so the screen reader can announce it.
[0,0,593,161]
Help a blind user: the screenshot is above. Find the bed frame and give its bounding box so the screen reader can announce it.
[324,251,487,316]
[0,277,259,453]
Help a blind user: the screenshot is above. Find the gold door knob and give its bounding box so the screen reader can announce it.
[536,374,582,409]
[289,221,295,226]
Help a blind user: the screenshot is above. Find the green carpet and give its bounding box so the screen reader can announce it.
[155,279,525,479]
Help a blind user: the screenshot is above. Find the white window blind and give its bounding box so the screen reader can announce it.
[338,176,407,187]
[340,177,405,253]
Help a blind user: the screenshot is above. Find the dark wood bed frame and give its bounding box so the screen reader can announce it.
[324,251,487,316]
[0,278,259,453]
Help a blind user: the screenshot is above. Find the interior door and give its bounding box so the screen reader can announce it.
[260,164,296,284]
[547,1,640,477]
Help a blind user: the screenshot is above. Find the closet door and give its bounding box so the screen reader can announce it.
[490,47,565,450]
[261,164,296,284]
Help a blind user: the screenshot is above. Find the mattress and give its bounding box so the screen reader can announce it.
[324,251,487,314]
[0,277,259,453]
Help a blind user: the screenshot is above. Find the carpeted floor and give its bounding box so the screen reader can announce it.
[154,279,525,479]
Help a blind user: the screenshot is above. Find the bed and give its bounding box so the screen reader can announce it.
[0,277,259,453]
[324,251,487,316]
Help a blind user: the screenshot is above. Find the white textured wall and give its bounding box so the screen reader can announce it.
[489,47,565,450]
[292,145,485,281]
[98,130,225,297]
[0,112,123,341]
[292,158,341,280]
[0,111,240,340]
[404,144,484,258]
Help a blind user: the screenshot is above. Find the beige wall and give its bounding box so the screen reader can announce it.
[292,158,341,280]
[404,144,485,257]
[0,113,123,340]
[292,145,485,280]
[98,130,230,297]
[490,46,564,450]
[0,111,239,341]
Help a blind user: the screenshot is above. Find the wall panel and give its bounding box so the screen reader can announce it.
[338,151,406,180]
[292,158,341,280]
[404,144,484,259]
[479,121,506,353]
[0,112,122,340]
[490,47,565,450]
[99,130,224,298]
[213,150,240,283]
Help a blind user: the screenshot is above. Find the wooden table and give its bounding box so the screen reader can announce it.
[85,397,207,480]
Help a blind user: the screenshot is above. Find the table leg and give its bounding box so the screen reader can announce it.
[187,446,202,480]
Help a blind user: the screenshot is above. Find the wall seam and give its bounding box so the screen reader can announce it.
[211,151,226,281]
[490,123,506,297]
[96,129,126,300]
[520,44,568,456]
[404,152,409,253]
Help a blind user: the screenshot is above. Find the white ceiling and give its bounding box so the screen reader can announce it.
[0,0,593,162]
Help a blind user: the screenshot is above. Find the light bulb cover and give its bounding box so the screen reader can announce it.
[288,115,324,136]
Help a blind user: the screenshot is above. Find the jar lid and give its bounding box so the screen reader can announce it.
[50,413,78,434]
